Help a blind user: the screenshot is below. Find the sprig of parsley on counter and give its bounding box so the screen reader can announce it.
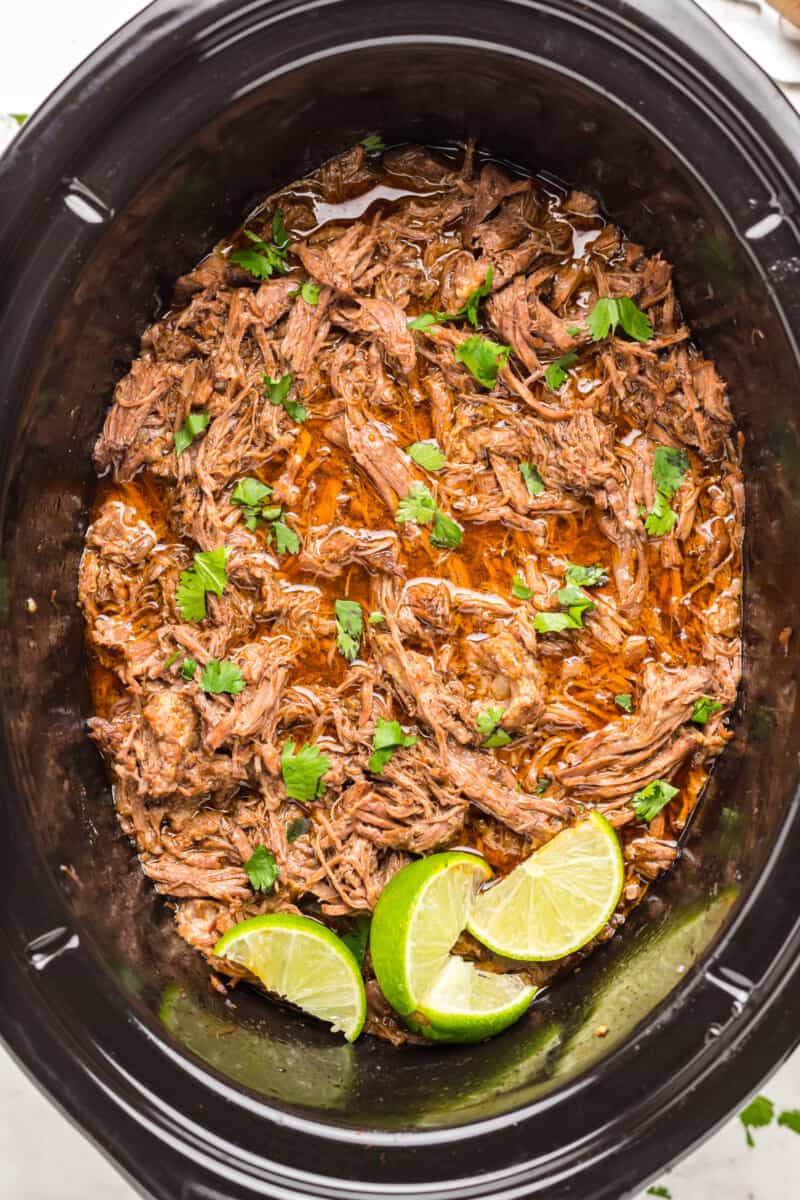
[644,445,688,536]
[176,547,230,622]
[395,482,462,550]
[281,738,332,802]
[368,718,418,773]
[335,599,363,663]
[230,209,291,278]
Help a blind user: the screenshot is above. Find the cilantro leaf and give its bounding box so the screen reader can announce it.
[271,207,290,250]
[691,695,723,725]
[341,915,370,967]
[536,777,552,795]
[174,410,210,456]
[544,351,578,391]
[300,281,319,305]
[739,1095,774,1147]
[631,779,678,821]
[396,482,437,526]
[200,659,246,695]
[335,599,363,662]
[533,610,583,634]
[556,584,595,612]
[644,489,677,537]
[614,693,633,713]
[585,297,653,343]
[564,562,608,588]
[407,440,446,471]
[778,1108,800,1135]
[230,227,290,278]
[455,334,511,388]
[512,573,533,600]
[181,656,198,681]
[11,113,28,126]
[461,266,494,327]
[646,1189,671,1199]
[567,324,582,336]
[520,461,545,496]
[367,717,417,773]
[164,651,181,669]
[430,509,463,549]
[407,312,440,331]
[476,707,512,749]
[360,133,385,154]
[653,445,689,499]
[368,610,385,625]
[176,547,229,621]
[281,738,331,802]
[232,477,272,508]
[272,517,300,555]
[263,371,308,423]
[244,845,279,893]
[286,816,311,842]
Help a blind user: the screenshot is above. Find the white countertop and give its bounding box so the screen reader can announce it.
[1,2,799,1197]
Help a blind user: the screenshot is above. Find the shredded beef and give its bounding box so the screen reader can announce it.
[81,141,742,1044]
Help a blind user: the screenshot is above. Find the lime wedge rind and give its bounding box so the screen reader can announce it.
[214,913,366,1042]
[466,811,624,962]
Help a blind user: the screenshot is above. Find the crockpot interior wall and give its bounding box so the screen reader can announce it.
[2,37,798,1130]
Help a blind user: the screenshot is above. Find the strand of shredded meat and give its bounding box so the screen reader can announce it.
[80,142,743,1043]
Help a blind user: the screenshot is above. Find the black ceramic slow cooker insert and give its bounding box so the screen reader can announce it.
[1,2,800,1198]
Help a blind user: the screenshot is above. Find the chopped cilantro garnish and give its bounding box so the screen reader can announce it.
[176,547,230,622]
[340,915,370,967]
[335,599,363,662]
[544,351,578,391]
[360,133,385,154]
[567,324,582,337]
[476,706,512,748]
[368,610,386,625]
[300,281,319,305]
[164,650,182,669]
[368,718,418,772]
[564,562,608,588]
[584,296,653,343]
[200,659,246,695]
[646,1189,672,1199]
[181,656,198,681]
[615,693,633,712]
[533,610,583,634]
[262,371,308,423]
[536,777,552,795]
[644,446,688,536]
[739,1095,774,1147]
[631,779,678,822]
[512,573,533,600]
[281,738,331,802]
[691,695,723,724]
[407,268,494,333]
[396,482,437,527]
[272,517,301,555]
[407,440,446,471]
[286,816,311,842]
[455,334,511,388]
[174,410,210,456]
[430,509,463,549]
[244,845,278,893]
[231,476,274,530]
[230,222,290,279]
[520,461,545,496]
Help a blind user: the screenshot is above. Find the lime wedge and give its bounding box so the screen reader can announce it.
[214,913,366,1042]
[370,850,534,1042]
[467,811,624,961]
[370,851,492,1017]
[416,956,535,1043]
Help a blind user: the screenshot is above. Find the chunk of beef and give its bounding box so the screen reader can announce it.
[332,296,416,375]
[297,525,404,579]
